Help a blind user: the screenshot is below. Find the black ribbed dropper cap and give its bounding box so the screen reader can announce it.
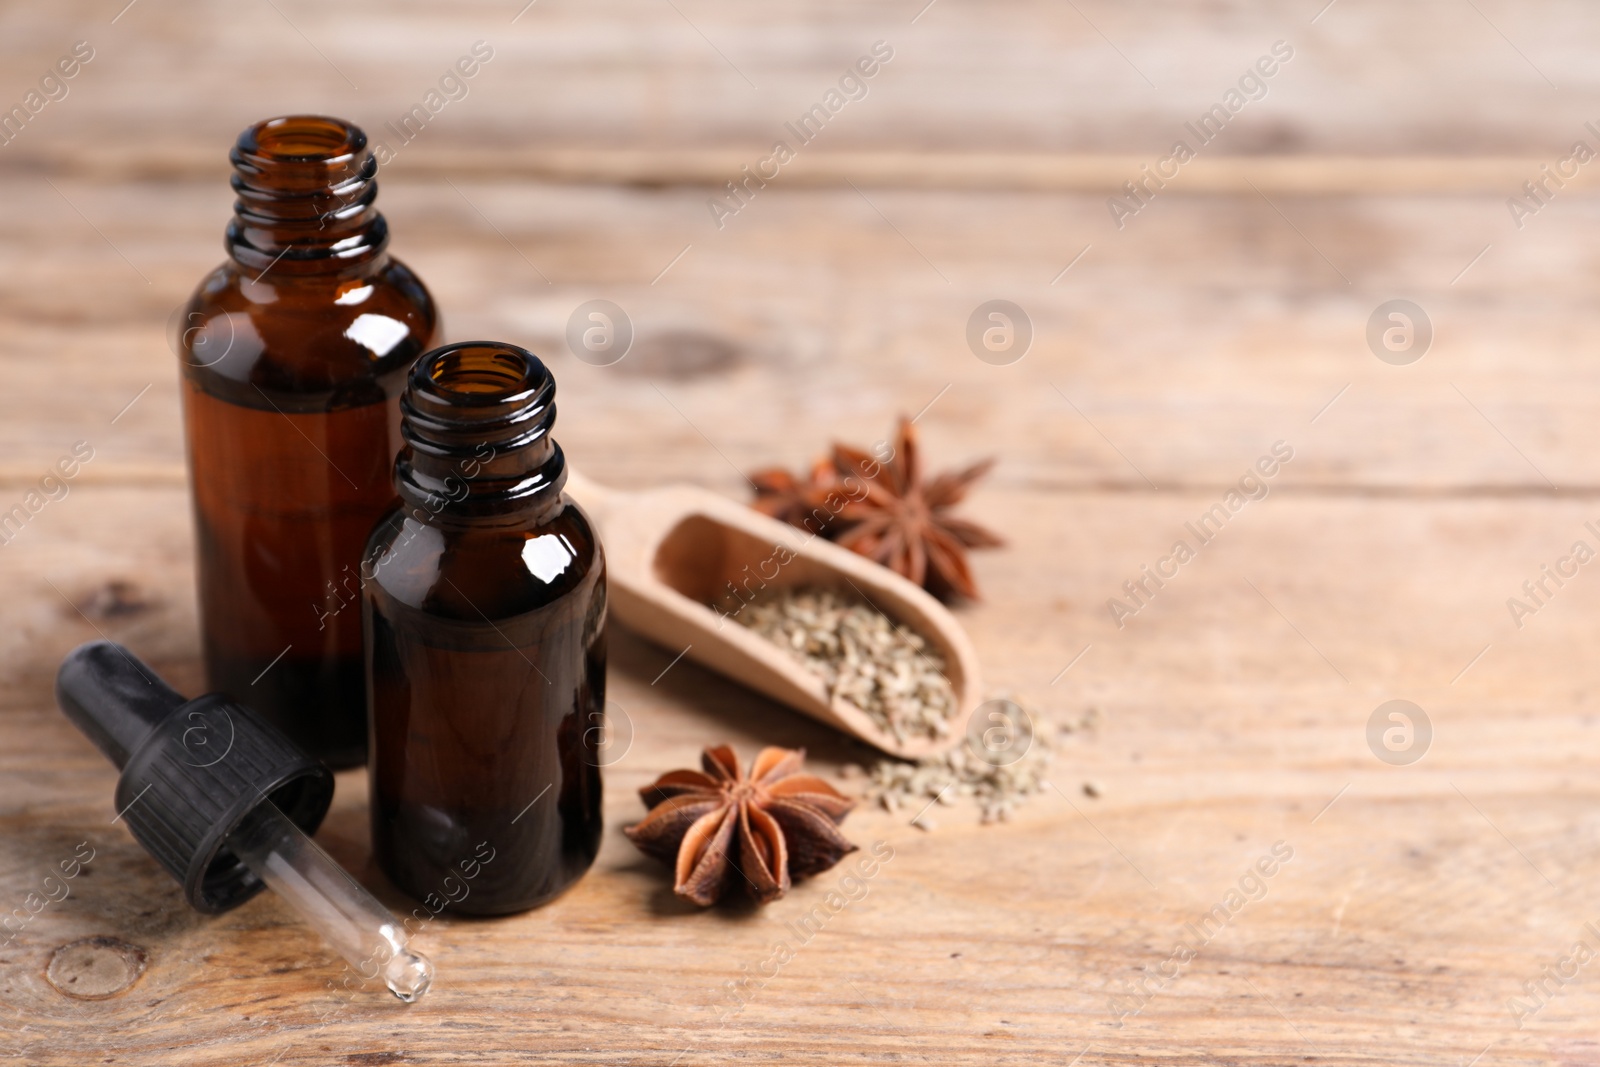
[55,641,335,913]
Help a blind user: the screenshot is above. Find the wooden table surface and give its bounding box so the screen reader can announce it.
[5,2,1600,1064]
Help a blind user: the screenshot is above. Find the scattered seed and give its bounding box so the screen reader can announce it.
[852,691,1096,832]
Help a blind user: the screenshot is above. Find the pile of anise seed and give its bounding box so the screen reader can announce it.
[734,586,956,744]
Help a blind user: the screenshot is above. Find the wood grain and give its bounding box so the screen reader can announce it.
[4,485,1600,1066]
[3,1,1599,1064]
[1,0,1595,157]
[3,173,1597,493]
[18,144,1600,194]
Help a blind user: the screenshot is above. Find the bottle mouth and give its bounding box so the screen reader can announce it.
[425,343,544,403]
[407,343,552,435]
[237,115,366,167]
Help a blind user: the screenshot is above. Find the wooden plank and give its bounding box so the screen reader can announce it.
[0,0,1593,162]
[13,146,1600,194]
[2,485,1598,1065]
[0,176,1596,494]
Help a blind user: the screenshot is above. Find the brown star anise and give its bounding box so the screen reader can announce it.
[624,745,857,906]
[750,416,1003,601]
[749,456,838,536]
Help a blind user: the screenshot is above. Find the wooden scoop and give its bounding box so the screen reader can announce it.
[563,469,982,760]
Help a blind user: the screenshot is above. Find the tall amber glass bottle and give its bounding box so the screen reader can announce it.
[364,342,605,915]
[178,116,439,768]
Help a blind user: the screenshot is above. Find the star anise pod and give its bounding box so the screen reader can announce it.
[749,456,840,537]
[624,745,857,906]
[750,416,1004,601]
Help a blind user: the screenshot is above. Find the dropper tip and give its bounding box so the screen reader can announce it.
[384,949,434,1002]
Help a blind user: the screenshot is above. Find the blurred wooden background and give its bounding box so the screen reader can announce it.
[4,2,1600,1065]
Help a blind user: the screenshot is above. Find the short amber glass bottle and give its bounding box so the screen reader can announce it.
[178,116,440,768]
[364,342,606,915]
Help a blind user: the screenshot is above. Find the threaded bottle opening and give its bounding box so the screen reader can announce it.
[397,342,565,522]
[227,115,386,272]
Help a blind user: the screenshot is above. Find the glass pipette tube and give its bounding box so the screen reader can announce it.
[226,799,434,1001]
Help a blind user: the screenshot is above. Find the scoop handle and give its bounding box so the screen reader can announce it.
[55,641,186,770]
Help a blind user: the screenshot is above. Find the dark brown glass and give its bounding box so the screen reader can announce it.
[364,342,605,915]
[178,116,439,768]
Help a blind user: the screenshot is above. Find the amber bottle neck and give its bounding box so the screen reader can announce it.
[396,342,568,529]
[225,115,389,278]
